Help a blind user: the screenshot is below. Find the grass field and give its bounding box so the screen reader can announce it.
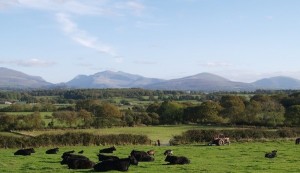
[0,141,299,173]
[17,125,235,145]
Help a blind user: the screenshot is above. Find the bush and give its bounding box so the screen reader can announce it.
[0,132,150,148]
[170,128,300,145]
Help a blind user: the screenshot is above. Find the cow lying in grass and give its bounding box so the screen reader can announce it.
[130,150,154,162]
[46,148,59,154]
[14,148,35,156]
[98,154,120,161]
[61,153,94,169]
[164,155,190,164]
[100,146,116,153]
[265,150,277,158]
[94,156,138,172]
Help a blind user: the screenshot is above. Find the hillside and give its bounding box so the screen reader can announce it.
[0,67,52,88]
[144,73,255,91]
[252,76,300,89]
[66,70,165,88]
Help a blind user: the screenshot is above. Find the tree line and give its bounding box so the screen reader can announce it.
[1,89,300,131]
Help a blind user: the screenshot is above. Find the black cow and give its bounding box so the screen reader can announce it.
[99,146,116,153]
[62,150,75,155]
[296,138,300,144]
[265,150,277,158]
[165,155,190,164]
[14,148,35,156]
[78,150,84,154]
[130,150,154,162]
[94,156,138,172]
[98,154,120,161]
[164,150,173,156]
[61,153,89,165]
[46,148,59,154]
[67,158,95,169]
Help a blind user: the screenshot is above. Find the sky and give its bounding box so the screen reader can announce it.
[1,0,300,84]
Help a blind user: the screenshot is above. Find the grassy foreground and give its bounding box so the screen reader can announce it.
[1,141,299,173]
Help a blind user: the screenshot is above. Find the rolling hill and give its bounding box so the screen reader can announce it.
[66,70,165,88]
[252,76,300,89]
[0,67,52,89]
[1,67,300,91]
[144,73,255,91]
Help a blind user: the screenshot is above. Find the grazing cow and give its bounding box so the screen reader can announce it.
[14,148,35,156]
[130,150,154,162]
[61,153,89,165]
[46,148,59,154]
[67,158,95,169]
[98,154,120,161]
[295,138,300,144]
[99,146,116,153]
[78,150,84,154]
[164,150,173,156]
[265,150,277,158]
[147,150,155,156]
[165,155,190,164]
[94,156,138,172]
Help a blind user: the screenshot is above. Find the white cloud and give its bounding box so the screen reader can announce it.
[56,13,116,56]
[13,58,56,67]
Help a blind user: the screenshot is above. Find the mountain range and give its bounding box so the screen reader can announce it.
[1,67,300,91]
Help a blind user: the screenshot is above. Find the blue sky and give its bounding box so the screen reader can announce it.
[1,0,300,84]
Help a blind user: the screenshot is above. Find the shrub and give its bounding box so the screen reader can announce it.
[0,132,150,148]
[170,128,300,145]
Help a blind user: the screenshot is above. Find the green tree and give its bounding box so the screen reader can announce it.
[220,95,246,124]
[285,105,300,125]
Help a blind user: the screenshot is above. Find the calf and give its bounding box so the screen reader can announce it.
[130,150,154,162]
[94,156,138,172]
[99,146,116,153]
[98,154,120,161]
[295,138,300,144]
[67,158,95,169]
[14,148,35,156]
[265,150,277,158]
[46,148,59,154]
[165,155,190,164]
[164,149,173,156]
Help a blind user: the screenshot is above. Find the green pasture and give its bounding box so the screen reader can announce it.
[0,141,299,173]
[18,125,234,145]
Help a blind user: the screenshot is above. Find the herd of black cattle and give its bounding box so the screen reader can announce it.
[12,138,300,171]
[13,146,190,172]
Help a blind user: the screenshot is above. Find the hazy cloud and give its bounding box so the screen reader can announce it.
[199,61,233,67]
[114,56,124,63]
[116,0,145,16]
[133,60,157,65]
[56,13,116,56]
[13,58,56,67]
[265,15,273,20]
